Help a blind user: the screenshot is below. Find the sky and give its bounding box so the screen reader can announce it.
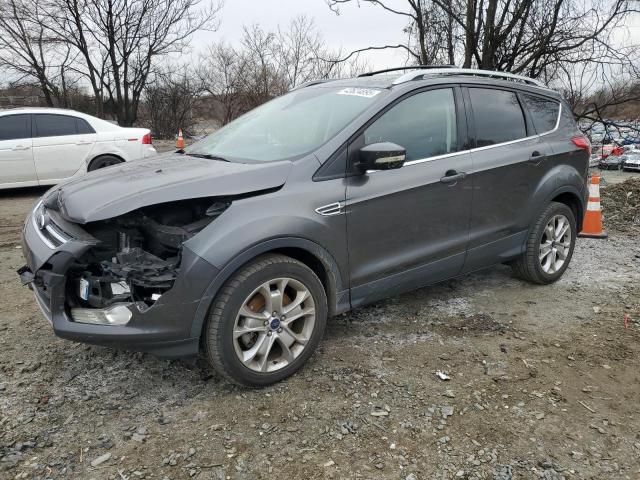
[192,0,412,70]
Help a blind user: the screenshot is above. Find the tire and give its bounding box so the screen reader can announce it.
[204,254,327,387]
[511,202,577,285]
[88,155,123,171]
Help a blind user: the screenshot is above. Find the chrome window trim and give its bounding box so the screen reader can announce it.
[370,102,562,169]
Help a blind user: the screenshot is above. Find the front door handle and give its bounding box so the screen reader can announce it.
[440,170,466,184]
[12,145,31,151]
[76,141,92,145]
[528,151,546,163]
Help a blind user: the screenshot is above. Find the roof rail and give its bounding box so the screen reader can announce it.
[358,65,456,77]
[391,68,547,88]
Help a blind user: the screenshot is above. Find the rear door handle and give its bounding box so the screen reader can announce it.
[76,141,93,145]
[440,170,466,184]
[12,145,30,151]
[528,151,546,163]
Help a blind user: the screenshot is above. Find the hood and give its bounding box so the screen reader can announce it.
[46,153,292,223]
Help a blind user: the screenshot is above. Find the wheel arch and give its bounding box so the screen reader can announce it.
[189,237,348,339]
[550,190,585,231]
[87,153,125,171]
[525,163,586,232]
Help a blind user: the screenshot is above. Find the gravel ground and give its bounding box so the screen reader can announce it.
[1,184,639,480]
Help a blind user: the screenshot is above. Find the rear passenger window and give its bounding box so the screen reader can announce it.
[521,94,560,134]
[34,114,79,137]
[364,88,458,161]
[469,88,526,147]
[0,114,31,141]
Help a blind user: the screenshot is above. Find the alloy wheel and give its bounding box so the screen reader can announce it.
[233,277,316,373]
[539,214,572,274]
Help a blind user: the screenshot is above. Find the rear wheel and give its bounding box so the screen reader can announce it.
[204,254,327,387]
[88,155,123,171]
[511,202,577,284]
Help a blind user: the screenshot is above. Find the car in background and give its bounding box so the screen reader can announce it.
[621,135,640,146]
[0,108,156,190]
[589,153,601,167]
[599,154,623,170]
[622,152,640,171]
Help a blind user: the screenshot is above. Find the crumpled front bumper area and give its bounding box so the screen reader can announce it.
[20,212,219,358]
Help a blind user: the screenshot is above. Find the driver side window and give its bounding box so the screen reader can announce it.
[364,88,458,161]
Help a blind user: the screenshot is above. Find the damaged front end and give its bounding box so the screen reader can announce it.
[66,197,230,315]
[20,154,291,357]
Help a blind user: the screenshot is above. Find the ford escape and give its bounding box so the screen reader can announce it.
[19,67,590,386]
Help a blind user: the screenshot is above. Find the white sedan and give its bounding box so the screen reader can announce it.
[0,108,157,189]
[622,151,640,171]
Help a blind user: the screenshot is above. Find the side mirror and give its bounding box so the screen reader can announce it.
[357,142,406,174]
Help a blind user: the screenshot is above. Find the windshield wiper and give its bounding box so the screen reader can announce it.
[185,152,229,162]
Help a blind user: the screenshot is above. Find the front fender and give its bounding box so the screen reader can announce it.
[188,236,347,338]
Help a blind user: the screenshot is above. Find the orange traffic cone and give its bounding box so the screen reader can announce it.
[579,175,608,239]
[176,129,185,149]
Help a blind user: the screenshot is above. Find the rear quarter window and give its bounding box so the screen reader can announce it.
[521,94,560,134]
[559,101,578,129]
[75,118,95,134]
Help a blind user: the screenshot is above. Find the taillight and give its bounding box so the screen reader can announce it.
[142,133,152,145]
[571,136,591,154]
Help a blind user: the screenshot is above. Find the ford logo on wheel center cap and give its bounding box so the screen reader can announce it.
[269,318,281,330]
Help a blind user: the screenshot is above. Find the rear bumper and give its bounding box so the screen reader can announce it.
[143,146,158,158]
[20,210,218,358]
[623,164,640,171]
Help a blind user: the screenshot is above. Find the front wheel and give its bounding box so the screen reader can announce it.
[511,202,577,284]
[204,254,327,387]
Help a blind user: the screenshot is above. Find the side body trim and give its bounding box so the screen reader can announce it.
[315,202,345,216]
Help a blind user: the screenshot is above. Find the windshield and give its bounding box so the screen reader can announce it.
[184,86,386,162]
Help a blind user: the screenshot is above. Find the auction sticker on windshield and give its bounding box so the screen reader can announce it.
[337,87,381,98]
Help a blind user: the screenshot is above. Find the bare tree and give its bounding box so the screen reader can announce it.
[273,16,364,87]
[325,0,463,65]
[0,0,80,106]
[41,0,223,125]
[556,60,640,136]
[198,15,370,126]
[326,0,640,125]
[198,43,249,126]
[326,0,638,75]
[142,66,202,139]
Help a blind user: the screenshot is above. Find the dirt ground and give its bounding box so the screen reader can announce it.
[1,178,640,480]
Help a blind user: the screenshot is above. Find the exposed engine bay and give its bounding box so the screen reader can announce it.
[66,197,230,309]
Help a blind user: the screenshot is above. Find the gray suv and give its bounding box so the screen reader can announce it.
[19,67,590,386]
